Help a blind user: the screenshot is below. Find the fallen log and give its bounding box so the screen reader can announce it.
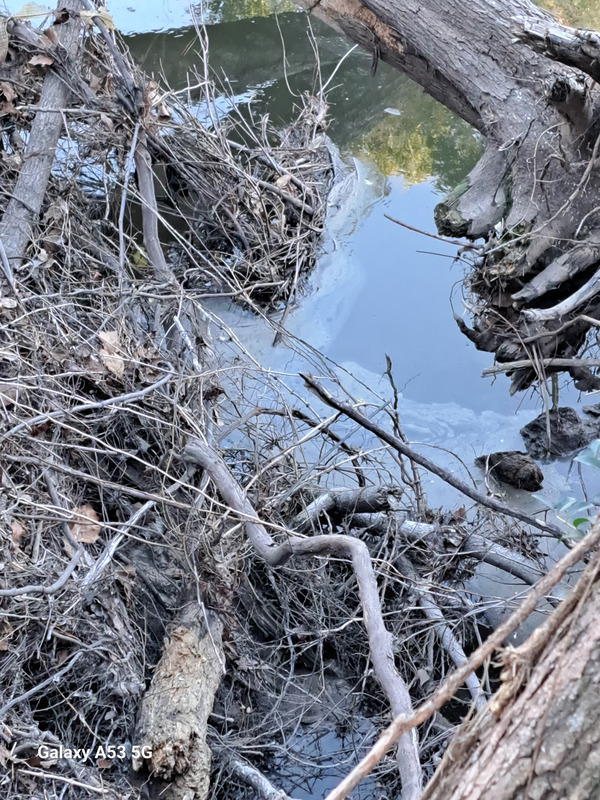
[0,1,83,275]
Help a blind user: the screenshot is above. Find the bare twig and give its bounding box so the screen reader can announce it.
[229,758,298,800]
[3,368,173,440]
[0,651,83,720]
[300,374,564,539]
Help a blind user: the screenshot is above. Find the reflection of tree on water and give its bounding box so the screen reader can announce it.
[355,89,481,191]
[128,12,480,190]
[538,0,600,29]
[193,0,294,24]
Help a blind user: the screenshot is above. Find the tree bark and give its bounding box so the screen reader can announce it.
[421,555,600,800]
[0,1,83,272]
[303,0,600,393]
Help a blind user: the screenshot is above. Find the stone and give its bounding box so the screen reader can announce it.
[520,407,600,461]
[475,450,543,491]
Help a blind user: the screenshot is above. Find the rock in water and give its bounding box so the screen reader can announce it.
[520,407,600,460]
[475,451,543,492]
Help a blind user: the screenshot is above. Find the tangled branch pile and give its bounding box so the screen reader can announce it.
[0,4,574,800]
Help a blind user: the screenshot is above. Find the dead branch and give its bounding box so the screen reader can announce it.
[0,651,83,721]
[482,357,600,375]
[292,485,403,532]
[134,130,175,283]
[300,374,564,539]
[183,438,423,800]
[228,759,298,800]
[0,1,83,271]
[511,16,600,82]
[353,511,570,601]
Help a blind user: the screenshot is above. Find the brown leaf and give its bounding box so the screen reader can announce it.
[98,330,125,379]
[157,102,171,120]
[69,504,101,543]
[89,72,101,94]
[41,26,59,46]
[28,54,54,67]
[0,82,16,103]
[10,520,25,546]
[97,758,113,769]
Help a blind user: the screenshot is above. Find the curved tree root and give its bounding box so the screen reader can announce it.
[183,439,423,800]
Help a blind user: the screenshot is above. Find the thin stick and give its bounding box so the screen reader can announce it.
[384,214,476,248]
[118,121,140,273]
[0,549,82,597]
[3,368,172,440]
[0,651,83,720]
[16,769,108,796]
[322,518,600,800]
[81,500,154,589]
[300,374,564,539]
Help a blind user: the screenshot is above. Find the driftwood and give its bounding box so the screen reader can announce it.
[0,0,83,274]
[133,620,225,800]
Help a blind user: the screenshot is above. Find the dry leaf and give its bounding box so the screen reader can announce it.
[275,174,292,189]
[98,330,125,379]
[0,383,18,405]
[29,54,54,67]
[157,102,171,120]
[69,504,101,543]
[80,9,115,31]
[0,297,17,310]
[99,330,119,349]
[99,113,113,130]
[97,758,113,769]
[13,3,53,18]
[10,520,25,545]
[2,152,22,169]
[41,26,59,46]
[0,620,14,651]
[89,72,101,94]
[0,82,16,103]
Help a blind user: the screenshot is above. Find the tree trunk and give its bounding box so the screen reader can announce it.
[304,0,600,393]
[421,555,600,799]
